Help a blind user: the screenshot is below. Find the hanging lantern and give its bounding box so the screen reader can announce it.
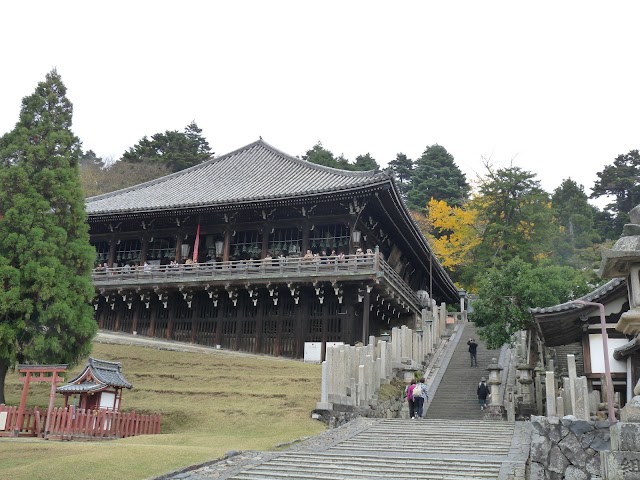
[215,239,224,255]
[351,230,362,246]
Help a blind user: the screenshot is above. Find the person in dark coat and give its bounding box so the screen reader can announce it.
[467,338,478,367]
[478,377,489,410]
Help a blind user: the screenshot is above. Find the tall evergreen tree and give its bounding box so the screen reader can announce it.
[551,178,601,268]
[302,142,338,168]
[407,144,469,210]
[122,121,212,172]
[0,69,97,403]
[352,153,380,172]
[472,164,554,271]
[388,153,413,197]
[591,149,640,235]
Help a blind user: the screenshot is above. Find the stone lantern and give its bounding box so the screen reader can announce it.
[484,357,503,419]
[517,362,535,417]
[597,204,640,475]
[600,204,640,339]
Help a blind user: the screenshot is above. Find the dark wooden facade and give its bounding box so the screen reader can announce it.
[87,140,460,358]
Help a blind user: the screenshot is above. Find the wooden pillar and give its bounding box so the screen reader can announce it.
[223,229,231,263]
[215,313,222,347]
[295,293,307,358]
[261,226,270,259]
[191,294,200,344]
[255,305,263,354]
[98,305,105,329]
[175,234,183,263]
[302,221,310,254]
[14,371,31,436]
[234,317,241,351]
[114,306,120,332]
[44,371,59,436]
[347,289,356,344]
[166,296,175,340]
[321,303,328,362]
[140,235,150,264]
[108,236,117,268]
[362,291,371,343]
[131,301,139,335]
[149,302,156,337]
[275,315,283,357]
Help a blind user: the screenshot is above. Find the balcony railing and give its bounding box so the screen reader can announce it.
[92,253,420,309]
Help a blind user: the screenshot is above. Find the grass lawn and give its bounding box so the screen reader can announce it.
[0,342,325,480]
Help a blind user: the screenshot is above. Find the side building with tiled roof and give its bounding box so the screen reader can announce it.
[530,278,632,405]
[87,139,461,359]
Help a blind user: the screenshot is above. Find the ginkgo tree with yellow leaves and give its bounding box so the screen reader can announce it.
[416,198,481,280]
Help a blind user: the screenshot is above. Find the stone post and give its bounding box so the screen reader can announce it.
[545,371,557,417]
[391,327,400,367]
[422,308,432,355]
[574,376,590,421]
[357,364,366,407]
[315,360,333,410]
[567,353,578,415]
[400,326,410,364]
[534,362,545,416]
[562,378,573,416]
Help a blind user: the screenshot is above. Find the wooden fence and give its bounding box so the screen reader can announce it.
[0,404,160,440]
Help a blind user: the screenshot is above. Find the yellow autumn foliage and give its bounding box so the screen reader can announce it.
[414,198,481,271]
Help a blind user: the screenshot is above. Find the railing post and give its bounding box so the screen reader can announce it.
[374,245,380,272]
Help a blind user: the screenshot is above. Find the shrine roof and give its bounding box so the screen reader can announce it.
[57,357,133,394]
[530,278,628,347]
[86,139,390,215]
[529,278,625,315]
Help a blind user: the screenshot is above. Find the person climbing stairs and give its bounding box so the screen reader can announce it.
[426,322,503,420]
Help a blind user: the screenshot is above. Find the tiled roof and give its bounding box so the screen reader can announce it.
[86,139,389,215]
[57,357,132,393]
[531,278,628,347]
[529,278,626,314]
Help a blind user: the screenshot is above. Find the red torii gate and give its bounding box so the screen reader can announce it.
[14,364,67,437]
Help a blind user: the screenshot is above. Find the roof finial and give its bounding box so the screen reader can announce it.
[259,135,262,140]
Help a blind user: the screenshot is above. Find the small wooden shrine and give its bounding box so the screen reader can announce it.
[57,357,133,412]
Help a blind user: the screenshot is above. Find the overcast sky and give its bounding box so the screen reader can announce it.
[2,1,639,205]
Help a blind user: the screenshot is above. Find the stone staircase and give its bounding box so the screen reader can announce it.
[228,419,518,480]
[426,322,502,420]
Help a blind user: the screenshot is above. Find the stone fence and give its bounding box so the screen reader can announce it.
[316,324,432,411]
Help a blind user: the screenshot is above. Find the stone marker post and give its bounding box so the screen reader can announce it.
[545,371,557,417]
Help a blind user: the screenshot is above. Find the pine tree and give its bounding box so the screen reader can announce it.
[407,144,469,210]
[352,153,380,172]
[122,121,212,172]
[388,153,413,197]
[0,69,97,403]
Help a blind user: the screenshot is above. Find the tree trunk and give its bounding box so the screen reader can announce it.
[0,360,8,405]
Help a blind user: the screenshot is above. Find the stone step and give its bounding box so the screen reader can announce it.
[230,453,503,480]
[427,323,502,421]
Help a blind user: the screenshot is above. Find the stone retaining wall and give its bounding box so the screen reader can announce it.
[315,396,405,428]
[529,416,611,479]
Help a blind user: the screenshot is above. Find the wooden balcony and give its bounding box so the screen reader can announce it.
[92,253,421,313]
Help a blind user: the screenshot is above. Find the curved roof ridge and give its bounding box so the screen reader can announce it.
[257,138,386,178]
[86,139,393,215]
[86,139,264,202]
[529,277,626,314]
